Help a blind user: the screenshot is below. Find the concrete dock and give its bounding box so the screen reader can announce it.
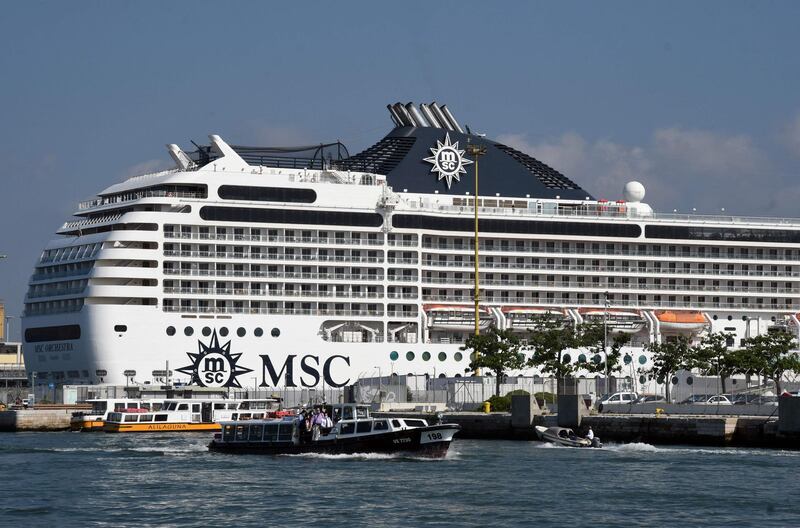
[0,405,89,432]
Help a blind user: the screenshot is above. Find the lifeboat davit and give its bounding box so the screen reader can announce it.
[502,307,567,330]
[655,310,707,332]
[424,304,493,332]
[578,308,646,334]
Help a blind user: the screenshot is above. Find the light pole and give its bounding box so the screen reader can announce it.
[603,291,610,395]
[466,143,487,376]
[252,376,258,398]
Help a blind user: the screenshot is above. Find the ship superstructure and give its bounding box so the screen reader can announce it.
[21,102,800,389]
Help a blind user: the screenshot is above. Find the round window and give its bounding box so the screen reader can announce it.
[390,351,399,361]
[454,352,463,362]
[219,327,229,337]
[422,351,431,361]
[166,326,176,336]
[578,354,587,363]
[592,354,601,364]
[271,328,280,337]
[438,352,447,361]
[639,375,647,384]
[202,327,211,337]
[254,327,264,337]
[687,376,694,386]
[562,353,572,364]
[184,326,194,336]
[623,354,632,365]
[638,355,647,365]
[406,351,415,361]
[671,375,679,385]
[237,327,246,337]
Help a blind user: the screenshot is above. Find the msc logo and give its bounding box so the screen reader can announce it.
[423,132,473,188]
[176,331,253,388]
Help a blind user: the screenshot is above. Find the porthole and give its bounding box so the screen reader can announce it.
[219,327,229,337]
[454,352,463,362]
[166,326,176,336]
[671,376,679,385]
[742,316,748,321]
[438,373,446,378]
[438,352,447,362]
[639,375,647,384]
[184,326,194,336]
[202,327,211,337]
[237,327,246,337]
[712,315,718,320]
[562,353,572,364]
[254,327,264,337]
[455,373,462,378]
[422,351,431,361]
[406,351,415,361]
[114,325,127,333]
[271,328,280,337]
[623,354,632,365]
[727,315,733,321]
[687,376,694,386]
[390,351,399,361]
[578,353,587,363]
[592,354,601,364]
[638,355,647,365]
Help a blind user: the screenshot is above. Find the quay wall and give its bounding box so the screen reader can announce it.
[0,407,85,432]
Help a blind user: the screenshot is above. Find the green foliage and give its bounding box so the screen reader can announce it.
[534,391,555,404]
[689,332,737,393]
[481,390,530,413]
[645,335,693,401]
[462,326,526,396]
[740,332,800,393]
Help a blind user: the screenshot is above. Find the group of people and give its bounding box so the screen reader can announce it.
[296,406,334,442]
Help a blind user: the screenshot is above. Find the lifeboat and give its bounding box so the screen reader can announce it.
[578,308,646,334]
[502,307,567,330]
[654,310,707,332]
[424,304,493,332]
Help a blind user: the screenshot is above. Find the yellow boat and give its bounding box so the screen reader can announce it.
[71,399,165,431]
[103,398,281,433]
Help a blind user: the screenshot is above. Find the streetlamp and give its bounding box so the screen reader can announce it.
[466,143,487,376]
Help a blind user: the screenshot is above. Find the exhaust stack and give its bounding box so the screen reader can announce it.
[440,104,464,134]
[387,104,404,127]
[405,102,428,127]
[429,102,454,131]
[419,103,441,128]
[392,103,414,127]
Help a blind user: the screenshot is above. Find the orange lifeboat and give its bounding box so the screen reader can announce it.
[655,310,707,332]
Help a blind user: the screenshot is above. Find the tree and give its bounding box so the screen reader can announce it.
[576,322,632,377]
[462,326,526,397]
[740,332,800,394]
[689,332,737,394]
[645,336,693,402]
[525,315,579,381]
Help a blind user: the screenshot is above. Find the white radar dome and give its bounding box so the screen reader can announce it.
[623,181,645,202]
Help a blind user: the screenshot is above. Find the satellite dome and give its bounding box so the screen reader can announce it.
[623,181,645,202]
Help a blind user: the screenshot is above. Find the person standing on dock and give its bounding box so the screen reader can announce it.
[586,427,594,441]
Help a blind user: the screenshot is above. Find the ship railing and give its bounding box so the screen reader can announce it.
[164,232,385,246]
[60,213,124,231]
[162,250,385,264]
[26,286,88,299]
[414,201,800,227]
[325,334,386,343]
[420,243,797,262]
[78,189,203,211]
[419,281,795,294]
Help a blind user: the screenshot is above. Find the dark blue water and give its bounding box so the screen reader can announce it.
[0,432,797,527]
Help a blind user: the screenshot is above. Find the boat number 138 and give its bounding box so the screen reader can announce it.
[426,432,442,440]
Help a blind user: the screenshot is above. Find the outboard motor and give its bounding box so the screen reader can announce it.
[591,437,602,448]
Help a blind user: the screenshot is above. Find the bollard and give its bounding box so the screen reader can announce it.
[483,401,491,414]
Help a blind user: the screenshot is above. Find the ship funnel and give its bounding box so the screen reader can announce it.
[392,103,414,127]
[166,144,195,170]
[419,103,441,128]
[405,102,428,127]
[208,134,250,170]
[387,104,404,128]
[440,104,464,134]
[429,102,454,131]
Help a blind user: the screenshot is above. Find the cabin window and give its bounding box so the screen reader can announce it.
[340,423,356,435]
[154,414,168,422]
[214,403,226,410]
[278,424,293,441]
[356,422,372,434]
[140,415,153,422]
[249,424,264,441]
[178,404,188,411]
[264,424,279,442]
[114,403,126,411]
[403,419,426,427]
[192,404,200,413]
[228,403,238,409]
[124,415,138,422]
[356,407,369,419]
[373,420,388,431]
[391,420,402,428]
[235,425,247,441]
[342,407,354,420]
[223,425,235,441]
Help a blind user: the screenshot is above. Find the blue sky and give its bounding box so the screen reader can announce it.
[1,1,800,332]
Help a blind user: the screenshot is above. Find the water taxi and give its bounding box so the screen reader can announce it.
[70,399,165,431]
[208,404,460,457]
[103,398,282,433]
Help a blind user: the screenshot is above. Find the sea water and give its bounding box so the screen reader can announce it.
[0,433,797,527]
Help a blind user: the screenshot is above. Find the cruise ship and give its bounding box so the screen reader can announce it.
[21,102,800,390]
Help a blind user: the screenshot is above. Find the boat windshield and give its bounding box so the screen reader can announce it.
[91,402,108,413]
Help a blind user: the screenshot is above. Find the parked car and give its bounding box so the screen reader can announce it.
[635,394,666,404]
[597,392,638,411]
[678,394,713,404]
[705,395,733,405]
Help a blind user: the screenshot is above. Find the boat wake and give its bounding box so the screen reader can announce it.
[279,451,448,462]
[604,442,659,453]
